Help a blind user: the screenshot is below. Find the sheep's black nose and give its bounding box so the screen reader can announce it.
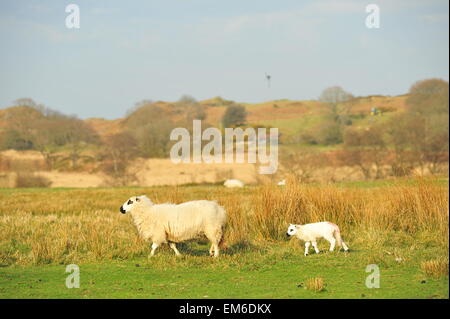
[286,232,291,237]
[120,206,126,214]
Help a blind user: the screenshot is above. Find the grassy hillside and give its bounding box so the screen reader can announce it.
[85,95,408,141]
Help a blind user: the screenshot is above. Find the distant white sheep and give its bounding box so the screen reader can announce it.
[286,222,349,256]
[224,179,244,188]
[120,195,227,257]
[277,179,286,186]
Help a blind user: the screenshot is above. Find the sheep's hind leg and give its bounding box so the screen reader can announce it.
[212,243,220,257]
[208,241,220,257]
[169,242,182,256]
[206,228,222,257]
[149,243,159,257]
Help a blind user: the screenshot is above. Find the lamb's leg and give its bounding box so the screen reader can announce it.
[335,231,349,252]
[209,245,215,257]
[150,243,159,257]
[169,242,181,256]
[312,241,320,254]
[304,241,310,256]
[324,235,336,252]
[341,241,349,252]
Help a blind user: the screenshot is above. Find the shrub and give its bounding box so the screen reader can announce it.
[315,121,343,145]
[222,104,248,127]
[15,173,51,188]
[0,129,34,150]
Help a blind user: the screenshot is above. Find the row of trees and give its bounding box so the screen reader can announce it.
[1,78,447,183]
[299,86,355,145]
[0,98,99,169]
[284,78,449,180]
[340,78,448,178]
[102,97,249,183]
[0,95,248,159]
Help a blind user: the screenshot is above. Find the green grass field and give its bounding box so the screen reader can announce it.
[1,242,448,299]
[0,180,448,299]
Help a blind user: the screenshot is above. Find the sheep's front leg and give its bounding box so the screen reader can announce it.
[169,242,181,256]
[150,243,159,257]
[304,241,311,256]
[312,241,320,254]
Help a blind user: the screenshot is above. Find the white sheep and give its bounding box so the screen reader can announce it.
[120,195,227,257]
[223,179,244,188]
[286,222,349,256]
[277,179,286,186]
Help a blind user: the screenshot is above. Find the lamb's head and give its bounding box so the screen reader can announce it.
[286,224,300,237]
[119,195,153,214]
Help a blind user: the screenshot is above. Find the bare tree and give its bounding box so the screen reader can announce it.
[319,86,354,125]
[407,78,449,115]
[101,132,138,185]
[340,126,388,179]
[385,79,449,175]
[175,95,206,122]
[280,149,330,183]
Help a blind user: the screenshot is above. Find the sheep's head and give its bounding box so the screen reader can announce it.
[286,224,300,237]
[119,195,153,214]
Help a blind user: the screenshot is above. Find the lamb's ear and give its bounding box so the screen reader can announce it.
[295,225,301,228]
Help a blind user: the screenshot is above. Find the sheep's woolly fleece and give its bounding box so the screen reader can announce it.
[223,179,244,188]
[120,195,226,257]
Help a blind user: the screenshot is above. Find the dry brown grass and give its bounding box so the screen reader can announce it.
[0,178,448,265]
[253,178,448,243]
[421,259,449,279]
[304,277,325,292]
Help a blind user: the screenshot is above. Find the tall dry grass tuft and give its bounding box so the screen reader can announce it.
[0,211,148,265]
[304,277,325,292]
[251,179,448,246]
[220,196,250,246]
[421,259,449,279]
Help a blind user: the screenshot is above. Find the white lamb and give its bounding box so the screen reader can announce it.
[286,222,349,256]
[120,195,227,257]
[224,179,244,188]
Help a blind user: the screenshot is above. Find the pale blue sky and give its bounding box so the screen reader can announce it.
[0,0,448,119]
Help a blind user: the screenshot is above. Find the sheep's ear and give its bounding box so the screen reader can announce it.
[295,225,301,228]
